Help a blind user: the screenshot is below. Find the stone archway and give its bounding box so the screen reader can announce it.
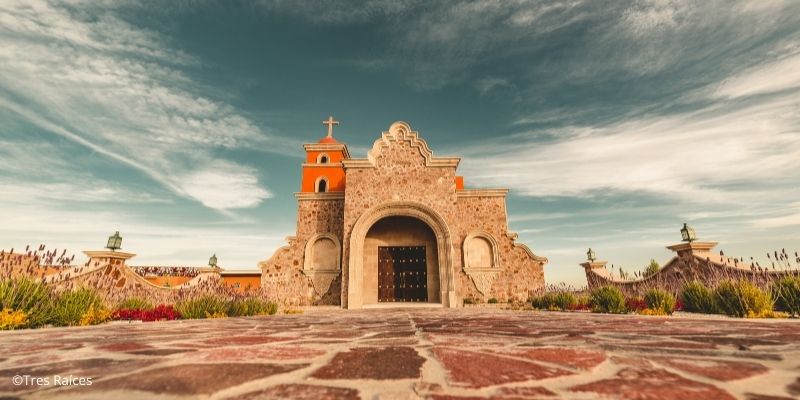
[346,201,456,309]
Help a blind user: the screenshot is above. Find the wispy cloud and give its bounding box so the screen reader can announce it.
[459,91,800,201]
[751,203,800,228]
[0,1,289,211]
[713,52,800,99]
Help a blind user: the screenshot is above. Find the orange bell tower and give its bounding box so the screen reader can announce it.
[300,116,350,193]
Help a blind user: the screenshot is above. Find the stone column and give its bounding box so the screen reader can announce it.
[83,250,136,268]
[665,242,718,261]
[580,260,609,290]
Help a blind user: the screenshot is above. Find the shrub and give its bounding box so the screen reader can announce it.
[590,286,626,314]
[0,309,28,330]
[773,275,800,317]
[552,292,577,310]
[715,280,773,318]
[175,295,228,319]
[625,297,647,312]
[0,277,55,328]
[644,289,676,315]
[487,297,499,304]
[112,305,181,322]
[532,292,577,311]
[680,281,717,314]
[463,297,476,305]
[52,287,105,327]
[79,305,111,326]
[570,295,591,311]
[644,259,660,277]
[228,297,278,316]
[116,297,153,311]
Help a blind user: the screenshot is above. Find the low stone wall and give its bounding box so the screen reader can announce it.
[45,261,228,305]
[583,243,798,297]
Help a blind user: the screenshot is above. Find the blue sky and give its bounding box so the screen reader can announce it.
[1,1,799,286]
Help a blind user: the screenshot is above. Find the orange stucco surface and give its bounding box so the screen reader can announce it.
[301,149,347,192]
[221,274,261,292]
[305,150,346,164]
[301,165,346,192]
[145,276,192,287]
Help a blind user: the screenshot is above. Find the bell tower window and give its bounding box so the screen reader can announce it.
[316,177,329,193]
[317,153,330,164]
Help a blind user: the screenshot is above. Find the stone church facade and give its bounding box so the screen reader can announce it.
[259,120,547,308]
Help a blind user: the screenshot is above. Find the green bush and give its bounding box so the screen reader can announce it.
[52,287,104,327]
[644,259,660,277]
[115,297,153,311]
[553,292,577,310]
[0,277,55,328]
[531,293,555,310]
[773,275,800,317]
[228,297,278,316]
[175,295,229,319]
[715,280,773,318]
[532,292,579,311]
[644,289,676,315]
[590,286,626,314]
[680,281,717,314]
[487,297,499,304]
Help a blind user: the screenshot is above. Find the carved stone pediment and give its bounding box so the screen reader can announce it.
[465,267,499,295]
[304,269,339,296]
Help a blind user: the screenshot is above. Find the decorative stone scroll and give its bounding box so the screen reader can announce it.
[462,231,501,295]
[303,233,342,296]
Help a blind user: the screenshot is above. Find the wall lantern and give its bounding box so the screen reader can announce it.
[680,223,697,243]
[586,248,596,262]
[208,254,218,268]
[106,231,122,251]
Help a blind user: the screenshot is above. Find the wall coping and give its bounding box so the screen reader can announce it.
[456,189,509,198]
[295,192,346,200]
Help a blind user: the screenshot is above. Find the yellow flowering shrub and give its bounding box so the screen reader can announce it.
[638,308,668,316]
[79,305,111,326]
[205,311,227,319]
[0,308,28,330]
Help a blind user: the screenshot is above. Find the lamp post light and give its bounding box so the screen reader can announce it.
[106,231,122,251]
[680,223,697,243]
[587,248,596,262]
[208,253,218,269]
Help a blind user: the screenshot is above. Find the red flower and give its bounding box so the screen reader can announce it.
[111,305,181,322]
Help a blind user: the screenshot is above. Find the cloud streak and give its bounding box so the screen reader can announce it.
[0,0,285,211]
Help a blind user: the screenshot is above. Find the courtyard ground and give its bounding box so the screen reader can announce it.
[0,308,799,400]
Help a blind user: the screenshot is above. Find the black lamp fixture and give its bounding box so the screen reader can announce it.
[587,248,596,262]
[680,223,697,243]
[106,231,122,251]
[208,254,218,268]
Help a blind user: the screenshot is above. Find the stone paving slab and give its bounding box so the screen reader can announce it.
[0,309,799,399]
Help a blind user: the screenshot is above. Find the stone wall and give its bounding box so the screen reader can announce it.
[41,259,224,306]
[454,194,546,302]
[259,197,345,306]
[582,243,798,297]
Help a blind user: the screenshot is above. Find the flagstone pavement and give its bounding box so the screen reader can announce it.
[1,308,799,400]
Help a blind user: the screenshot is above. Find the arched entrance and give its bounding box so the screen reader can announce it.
[362,216,440,304]
[346,201,456,309]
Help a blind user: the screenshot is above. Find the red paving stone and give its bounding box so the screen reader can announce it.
[312,346,424,380]
[569,367,738,399]
[0,308,797,399]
